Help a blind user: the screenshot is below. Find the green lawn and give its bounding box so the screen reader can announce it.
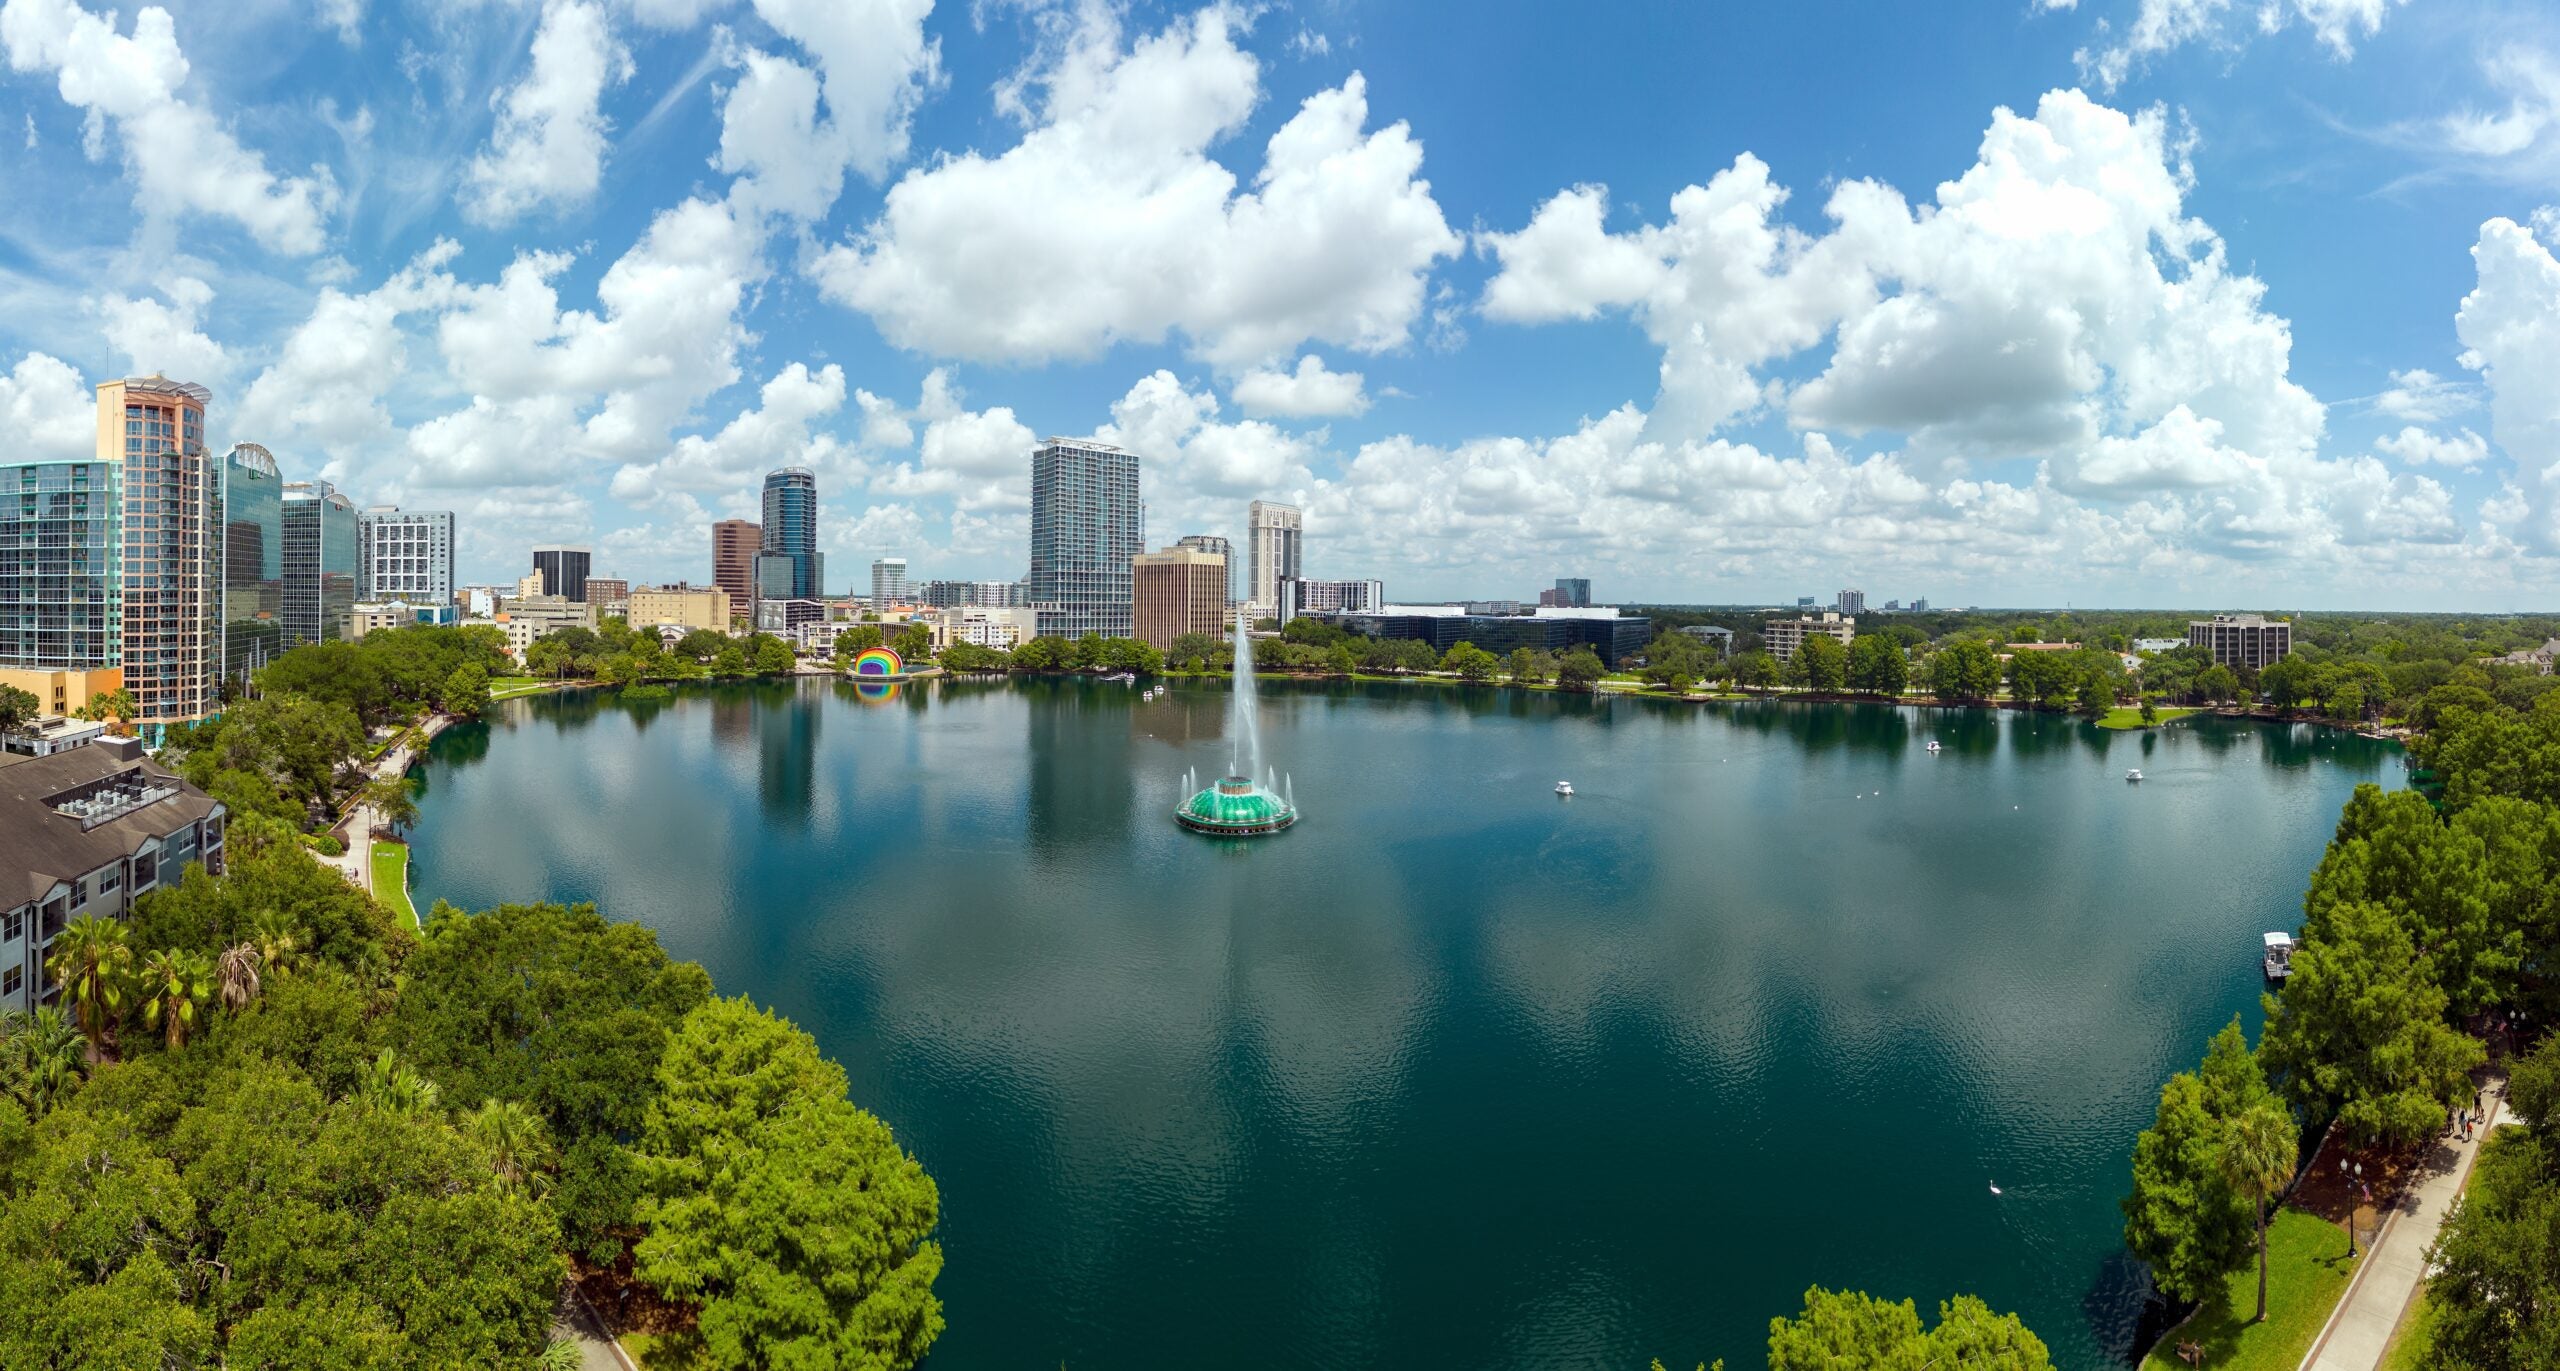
[371,841,416,927]
[489,675,557,700]
[2099,705,2202,730]
[2141,1207,2358,1371]
[2378,1286,2438,1371]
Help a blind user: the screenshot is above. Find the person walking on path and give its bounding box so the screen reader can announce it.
[2301,1073,2508,1371]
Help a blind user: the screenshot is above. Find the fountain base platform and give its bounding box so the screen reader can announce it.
[1176,774,1296,836]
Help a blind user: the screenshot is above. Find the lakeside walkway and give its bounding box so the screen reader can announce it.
[320,714,452,912]
[2297,1076,2505,1371]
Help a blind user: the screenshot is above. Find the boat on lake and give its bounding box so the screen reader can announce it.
[2263,931,2295,982]
[2125,768,2143,782]
[1555,781,1574,797]
[1926,740,1941,753]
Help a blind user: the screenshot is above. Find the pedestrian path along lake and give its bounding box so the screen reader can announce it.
[408,679,2403,1370]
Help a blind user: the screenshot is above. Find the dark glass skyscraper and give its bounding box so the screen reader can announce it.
[221,443,284,686]
[1030,438,1142,639]
[759,467,822,600]
[281,480,358,647]
[532,545,592,602]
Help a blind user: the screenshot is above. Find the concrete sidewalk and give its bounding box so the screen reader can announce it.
[2298,1079,2504,1370]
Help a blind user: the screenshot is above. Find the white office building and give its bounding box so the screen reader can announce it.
[871,557,910,607]
[358,507,456,606]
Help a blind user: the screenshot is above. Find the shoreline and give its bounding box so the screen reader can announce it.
[480,668,2402,746]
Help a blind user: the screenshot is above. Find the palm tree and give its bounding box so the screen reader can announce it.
[75,687,136,729]
[45,915,133,1062]
[0,1008,86,1113]
[214,941,262,1012]
[357,1048,440,1116]
[247,907,303,978]
[464,1097,559,1193]
[138,949,212,1051]
[2219,1099,2301,1323]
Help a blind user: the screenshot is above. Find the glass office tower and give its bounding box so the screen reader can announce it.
[221,443,284,687]
[759,467,822,600]
[281,480,358,647]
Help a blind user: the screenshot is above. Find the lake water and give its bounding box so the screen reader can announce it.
[407,678,2402,1370]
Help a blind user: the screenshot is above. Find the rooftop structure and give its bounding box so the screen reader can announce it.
[0,738,225,1013]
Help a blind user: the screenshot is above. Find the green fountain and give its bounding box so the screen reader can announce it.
[1176,610,1296,836]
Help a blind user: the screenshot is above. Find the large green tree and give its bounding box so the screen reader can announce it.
[389,902,709,1262]
[1556,648,1607,692]
[2426,1036,2560,1369]
[1792,634,1849,692]
[1929,640,2002,702]
[1764,1286,2052,1370]
[1441,641,1499,683]
[2258,899,2482,1146]
[1848,635,1910,697]
[634,998,944,1371]
[2122,1018,2269,1302]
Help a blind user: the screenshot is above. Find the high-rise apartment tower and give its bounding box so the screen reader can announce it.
[358,506,454,605]
[103,376,218,740]
[1029,438,1142,640]
[1246,501,1301,616]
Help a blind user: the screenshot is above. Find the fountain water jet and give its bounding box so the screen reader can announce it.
[1174,609,1297,836]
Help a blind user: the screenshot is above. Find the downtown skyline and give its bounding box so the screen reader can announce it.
[0,0,2553,609]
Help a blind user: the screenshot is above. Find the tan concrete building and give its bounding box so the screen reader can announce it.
[926,606,1037,650]
[0,667,123,722]
[2188,614,2293,671]
[1763,612,1855,662]
[492,596,595,661]
[627,587,731,633]
[1133,545,1229,650]
[101,377,220,742]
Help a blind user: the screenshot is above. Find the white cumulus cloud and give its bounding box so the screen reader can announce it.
[0,352,91,460]
[463,0,630,225]
[2375,425,2490,469]
[0,0,338,253]
[1232,355,1369,418]
[2457,216,2560,549]
[813,5,1460,368]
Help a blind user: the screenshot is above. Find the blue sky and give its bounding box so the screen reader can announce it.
[1,0,2554,608]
